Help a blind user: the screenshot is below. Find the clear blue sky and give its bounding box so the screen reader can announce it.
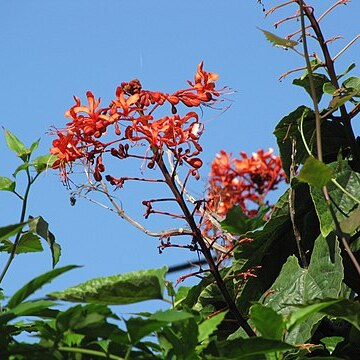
[0,0,359,313]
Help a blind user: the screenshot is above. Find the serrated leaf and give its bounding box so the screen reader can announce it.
[298,156,333,188]
[4,129,29,161]
[32,154,57,173]
[258,28,298,49]
[263,234,343,344]
[0,176,16,192]
[250,303,285,340]
[16,232,43,253]
[310,161,360,237]
[48,267,168,305]
[7,265,79,309]
[293,73,329,103]
[29,216,61,267]
[0,232,43,254]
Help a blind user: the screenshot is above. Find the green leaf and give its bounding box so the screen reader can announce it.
[16,232,43,253]
[0,222,27,241]
[323,82,337,95]
[7,265,79,309]
[288,298,360,332]
[263,234,343,344]
[127,317,167,343]
[0,176,16,192]
[258,28,298,49]
[0,300,57,325]
[32,154,57,173]
[297,156,333,188]
[249,304,285,340]
[217,337,295,358]
[198,311,227,343]
[293,73,329,103]
[321,336,344,354]
[29,216,61,267]
[310,161,360,237]
[329,88,359,109]
[29,138,41,153]
[13,162,30,177]
[48,267,168,305]
[337,63,356,80]
[221,206,267,235]
[0,232,43,254]
[150,309,193,323]
[343,76,360,95]
[4,129,29,161]
[274,106,348,178]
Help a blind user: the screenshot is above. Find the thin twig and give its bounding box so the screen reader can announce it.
[289,137,308,268]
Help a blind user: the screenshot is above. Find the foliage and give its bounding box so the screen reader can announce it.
[1,1,360,359]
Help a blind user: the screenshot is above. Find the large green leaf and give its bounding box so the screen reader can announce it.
[7,265,79,309]
[48,267,168,305]
[263,234,343,344]
[287,298,360,332]
[274,106,348,178]
[233,183,320,312]
[249,304,285,340]
[293,73,329,103]
[310,160,360,237]
[298,156,333,188]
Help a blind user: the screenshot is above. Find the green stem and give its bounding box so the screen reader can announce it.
[331,178,360,205]
[0,170,39,284]
[59,346,124,360]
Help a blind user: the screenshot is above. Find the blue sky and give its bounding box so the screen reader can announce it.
[0,0,359,313]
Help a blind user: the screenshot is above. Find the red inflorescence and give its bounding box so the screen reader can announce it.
[50,62,223,182]
[207,148,285,221]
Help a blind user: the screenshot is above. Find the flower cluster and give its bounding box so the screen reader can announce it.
[207,148,285,219]
[50,62,222,182]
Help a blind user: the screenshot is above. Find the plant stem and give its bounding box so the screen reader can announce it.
[295,0,360,170]
[298,0,360,276]
[0,170,38,284]
[59,346,124,360]
[156,154,256,337]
